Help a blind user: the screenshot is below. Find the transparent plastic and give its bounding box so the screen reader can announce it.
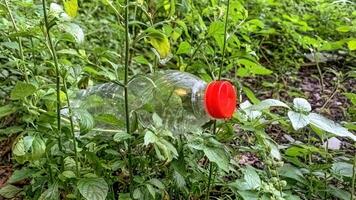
[70,70,211,134]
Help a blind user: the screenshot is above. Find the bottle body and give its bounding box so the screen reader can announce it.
[70,71,211,134]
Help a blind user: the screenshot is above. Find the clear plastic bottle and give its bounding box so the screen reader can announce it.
[70,70,237,134]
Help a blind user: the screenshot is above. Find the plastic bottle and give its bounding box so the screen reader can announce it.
[70,70,237,134]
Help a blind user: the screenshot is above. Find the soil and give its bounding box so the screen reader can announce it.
[239,62,355,165]
[0,137,14,189]
[245,64,355,121]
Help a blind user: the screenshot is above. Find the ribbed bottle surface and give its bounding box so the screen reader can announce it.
[70,71,211,134]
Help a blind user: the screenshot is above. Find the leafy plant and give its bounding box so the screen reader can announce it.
[0,0,355,200]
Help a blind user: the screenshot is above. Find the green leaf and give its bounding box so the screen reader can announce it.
[149,178,165,189]
[285,145,321,157]
[332,162,353,177]
[13,137,26,157]
[118,193,132,200]
[11,82,36,100]
[288,111,310,130]
[101,0,112,6]
[308,113,356,141]
[64,157,77,171]
[146,184,155,199]
[31,136,46,160]
[301,36,320,47]
[0,105,16,119]
[58,22,84,43]
[0,126,23,136]
[146,28,171,59]
[155,139,178,162]
[8,168,35,184]
[73,109,94,132]
[285,146,309,157]
[23,136,34,152]
[250,99,289,110]
[62,171,76,179]
[293,98,311,112]
[50,3,70,20]
[152,113,163,127]
[113,131,132,142]
[1,42,19,50]
[208,21,225,37]
[38,183,59,200]
[63,0,78,18]
[229,0,248,23]
[344,92,356,105]
[328,186,351,200]
[249,65,273,75]
[12,135,46,162]
[347,40,356,51]
[283,193,301,200]
[239,101,262,120]
[266,139,281,160]
[173,171,186,188]
[0,184,21,198]
[133,188,143,199]
[236,190,258,200]
[242,86,260,104]
[238,59,273,76]
[203,147,229,172]
[176,41,191,55]
[57,49,80,56]
[336,26,351,32]
[278,164,305,183]
[243,166,261,190]
[78,177,108,200]
[95,114,124,127]
[144,130,158,145]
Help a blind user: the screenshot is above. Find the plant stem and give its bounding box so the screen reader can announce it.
[351,150,355,200]
[320,78,339,110]
[206,0,231,198]
[185,39,204,72]
[42,0,63,158]
[323,135,328,200]
[206,121,217,200]
[218,0,230,80]
[206,162,214,199]
[46,152,54,184]
[123,0,134,197]
[4,0,28,82]
[62,80,80,177]
[313,49,324,93]
[308,131,312,164]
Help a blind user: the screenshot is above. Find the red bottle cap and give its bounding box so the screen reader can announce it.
[204,81,237,119]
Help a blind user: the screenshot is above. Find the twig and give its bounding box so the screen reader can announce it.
[312,49,324,93]
[320,79,340,111]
